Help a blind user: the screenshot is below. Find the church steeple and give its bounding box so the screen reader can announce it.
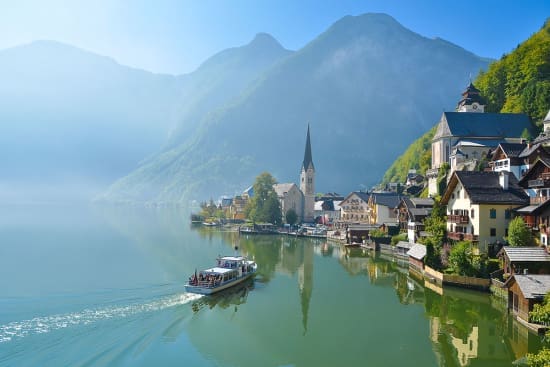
[456,82,485,113]
[300,124,315,222]
[302,124,315,171]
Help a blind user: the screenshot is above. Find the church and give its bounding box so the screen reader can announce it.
[427,83,533,196]
[273,125,316,223]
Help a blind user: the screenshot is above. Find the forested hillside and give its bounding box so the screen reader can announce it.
[381,19,550,187]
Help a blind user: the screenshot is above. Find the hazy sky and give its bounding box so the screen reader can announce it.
[1,0,548,74]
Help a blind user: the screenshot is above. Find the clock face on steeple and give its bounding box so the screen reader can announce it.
[472,103,478,110]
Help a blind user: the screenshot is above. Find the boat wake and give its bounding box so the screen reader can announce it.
[0,292,202,343]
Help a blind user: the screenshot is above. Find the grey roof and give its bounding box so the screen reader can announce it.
[342,191,370,203]
[502,246,550,263]
[453,171,529,205]
[371,192,403,209]
[512,275,550,299]
[407,243,426,260]
[409,208,432,218]
[519,143,542,158]
[273,183,298,197]
[434,112,532,140]
[515,200,550,215]
[410,198,434,208]
[496,143,528,159]
[396,241,414,250]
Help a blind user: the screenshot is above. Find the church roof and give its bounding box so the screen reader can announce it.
[273,183,299,198]
[433,112,532,140]
[302,124,315,171]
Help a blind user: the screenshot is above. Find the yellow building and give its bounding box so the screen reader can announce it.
[441,171,528,253]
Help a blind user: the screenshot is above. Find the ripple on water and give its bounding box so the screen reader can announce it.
[0,292,202,343]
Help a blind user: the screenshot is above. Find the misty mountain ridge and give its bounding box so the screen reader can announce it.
[99,13,491,204]
[0,34,291,202]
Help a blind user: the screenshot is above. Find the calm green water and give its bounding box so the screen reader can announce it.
[0,205,543,367]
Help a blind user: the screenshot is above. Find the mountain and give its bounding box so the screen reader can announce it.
[0,40,182,201]
[100,13,491,203]
[166,33,293,146]
[0,35,290,202]
[381,18,550,187]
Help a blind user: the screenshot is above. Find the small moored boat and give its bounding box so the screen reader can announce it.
[185,255,257,295]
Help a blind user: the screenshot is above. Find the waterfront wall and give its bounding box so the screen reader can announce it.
[424,266,491,290]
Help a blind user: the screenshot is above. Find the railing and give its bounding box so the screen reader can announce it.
[528,179,545,188]
[447,232,478,241]
[530,196,550,205]
[448,214,469,224]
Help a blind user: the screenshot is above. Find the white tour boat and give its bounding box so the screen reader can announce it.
[185,255,257,295]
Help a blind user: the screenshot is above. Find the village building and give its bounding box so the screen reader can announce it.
[407,243,427,274]
[397,197,434,242]
[229,195,248,220]
[499,246,550,276]
[504,274,550,325]
[367,192,403,225]
[427,83,533,196]
[516,158,550,246]
[314,198,341,224]
[440,171,529,254]
[489,143,528,180]
[273,183,304,222]
[339,191,371,223]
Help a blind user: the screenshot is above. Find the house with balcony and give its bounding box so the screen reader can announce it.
[516,158,550,246]
[397,197,434,242]
[339,191,371,223]
[440,171,529,253]
[489,143,528,180]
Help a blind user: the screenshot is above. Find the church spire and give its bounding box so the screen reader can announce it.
[302,124,314,171]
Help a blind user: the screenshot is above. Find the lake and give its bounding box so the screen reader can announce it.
[0,204,543,366]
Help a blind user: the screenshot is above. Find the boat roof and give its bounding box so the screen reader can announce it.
[201,267,235,274]
[219,256,245,261]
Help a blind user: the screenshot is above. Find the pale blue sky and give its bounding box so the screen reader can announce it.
[1,0,548,74]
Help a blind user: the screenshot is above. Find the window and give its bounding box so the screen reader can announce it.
[490,228,496,236]
[470,209,475,219]
[505,228,509,237]
[490,209,496,219]
[505,209,511,219]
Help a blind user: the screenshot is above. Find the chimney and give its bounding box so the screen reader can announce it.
[499,171,509,190]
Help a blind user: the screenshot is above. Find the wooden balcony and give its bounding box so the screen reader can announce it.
[448,214,469,224]
[530,196,550,205]
[448,232,479,242]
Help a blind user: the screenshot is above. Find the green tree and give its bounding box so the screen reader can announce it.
[507,216,533,246]
[245,172,282,225]
[420,198,447,269]
[285,208,298,226]
[448,241,474,276]
[527,293,550,366]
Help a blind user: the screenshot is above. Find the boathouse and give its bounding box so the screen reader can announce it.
[407,243,426,274]
[499,246,550,276]
[504,274,550,324]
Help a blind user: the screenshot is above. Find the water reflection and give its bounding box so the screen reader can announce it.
[95,206,544,367]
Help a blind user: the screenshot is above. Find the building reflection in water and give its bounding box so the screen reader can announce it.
[334,244,544,367]
[195,228,544,365]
